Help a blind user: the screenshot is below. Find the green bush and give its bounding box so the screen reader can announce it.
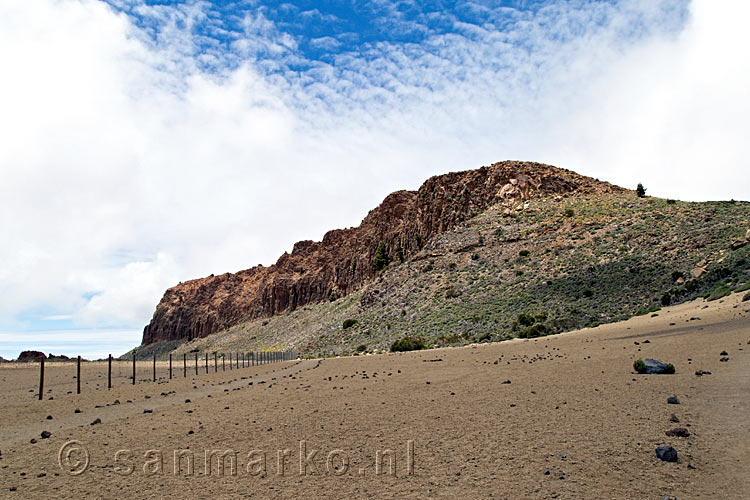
[519,323,548,338]
[564,208,575,217]
[356,344,367,353]
[519,249,530,257]
[633,359,647,374]
[661,292,671,306]
[342,319,358,329]
[664,363,676,374]
[445,286,461,299]
[471,253,480,261]
[390,336,426,352]
[636,183,646,198]
[517,313,536,327]
[374,242,390,271]
[582,289,594,298]
[706,284,731,301]
[744,292,750,302]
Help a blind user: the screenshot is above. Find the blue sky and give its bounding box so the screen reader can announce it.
[0,0,748,358]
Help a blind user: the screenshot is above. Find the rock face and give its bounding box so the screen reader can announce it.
[142,161,621,345]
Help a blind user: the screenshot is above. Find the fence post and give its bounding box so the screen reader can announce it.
[195,352,198,376]
[205,352,208,373]
[77,355,81,394]
[183,353,186,378]
[132,354,136,385]
[169,353,172,379]
[107,354,111,390]
[236,352,239,369]
[214,352,217,373]
[38,357,45,400]
[222,354,225,371]
[242,352,244,368]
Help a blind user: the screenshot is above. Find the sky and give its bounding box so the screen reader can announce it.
[0,0,748,359]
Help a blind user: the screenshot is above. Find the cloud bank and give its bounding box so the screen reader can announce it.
[0,0,747,353]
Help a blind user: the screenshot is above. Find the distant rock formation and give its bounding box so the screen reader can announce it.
[141,161,622,345]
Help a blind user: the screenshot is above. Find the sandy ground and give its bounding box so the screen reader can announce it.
[1,293,749,499]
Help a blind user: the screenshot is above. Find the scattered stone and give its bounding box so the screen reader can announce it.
[74,409,81,414]
[669,414,680,423]
[30,438,37,444]
[543,469,550,475]
[656,446,678,462]
[720,357,729,362]
[643,340,650,343]
[185,399,191,403]
[36,473,45,478]
[502,380,512,384]
[687,463,696,470]
[720,350,728,356]
[90,418,101,426]
[40,431,51,439]
[661,496,680,500]
[695,370,712,376]
[143,409,153,414]
[667,395,681,405]
[665,428,690,438]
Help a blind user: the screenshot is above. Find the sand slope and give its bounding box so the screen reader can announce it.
[1,293,748,499]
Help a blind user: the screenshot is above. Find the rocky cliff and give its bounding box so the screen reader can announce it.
[141,161,621,345]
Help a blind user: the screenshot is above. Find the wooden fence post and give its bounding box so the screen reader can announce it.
[38,357,44,400]
[169,353,172,379]
[222,354,225,371]
[205,352,208,373]
[214,352,217,373]
[77,355,81,394]
[132,354,136,385]
[183,353,187,378]
[107,354,111,390]
[195,352,198,376]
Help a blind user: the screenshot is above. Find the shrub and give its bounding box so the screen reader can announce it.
[564,208,575,217]
[445,286,461,299]
[519,323,548,338]
[390,336,426,352]
[666,199,676,204]
[661,292,671,306]
[396,244,405,263]
[633,359,647,374]
[414,234,423,249]
[636,183,647,198]
[519,249,530,257]
[474,332,492,343]
[664,363,676,374]
[471,253,480,261]
[517,313,536,327]
[582,289,594,298]
[744,292,750,302]
[671,271,684,282]
[356,344,367,353]
[342,319,358,329]
[374,242,390,271]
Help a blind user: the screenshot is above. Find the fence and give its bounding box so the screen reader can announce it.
[36,350,297,400]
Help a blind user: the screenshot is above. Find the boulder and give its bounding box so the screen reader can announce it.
[667,395,681,404]
[643,358,672,374]
[690,267,705,278]
[656,446,678,462]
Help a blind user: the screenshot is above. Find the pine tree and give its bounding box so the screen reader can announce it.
[636,183,646,198]
[374,242,390,271]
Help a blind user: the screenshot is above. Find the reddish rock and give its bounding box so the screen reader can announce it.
[142,161,621,345]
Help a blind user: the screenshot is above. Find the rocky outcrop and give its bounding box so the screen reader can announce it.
[141,161,622,345]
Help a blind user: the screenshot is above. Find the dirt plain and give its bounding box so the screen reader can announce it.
[1,293,749,499]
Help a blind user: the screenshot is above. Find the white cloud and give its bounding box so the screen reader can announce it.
[0,0,747,341]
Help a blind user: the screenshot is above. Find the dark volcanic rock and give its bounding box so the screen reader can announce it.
[643,358,673,374]
[141,162,620,345]
[656,446,678,462]
[665,428,690,437]
[667,396,681,405]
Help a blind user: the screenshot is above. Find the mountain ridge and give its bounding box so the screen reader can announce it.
[141,161,622,346]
